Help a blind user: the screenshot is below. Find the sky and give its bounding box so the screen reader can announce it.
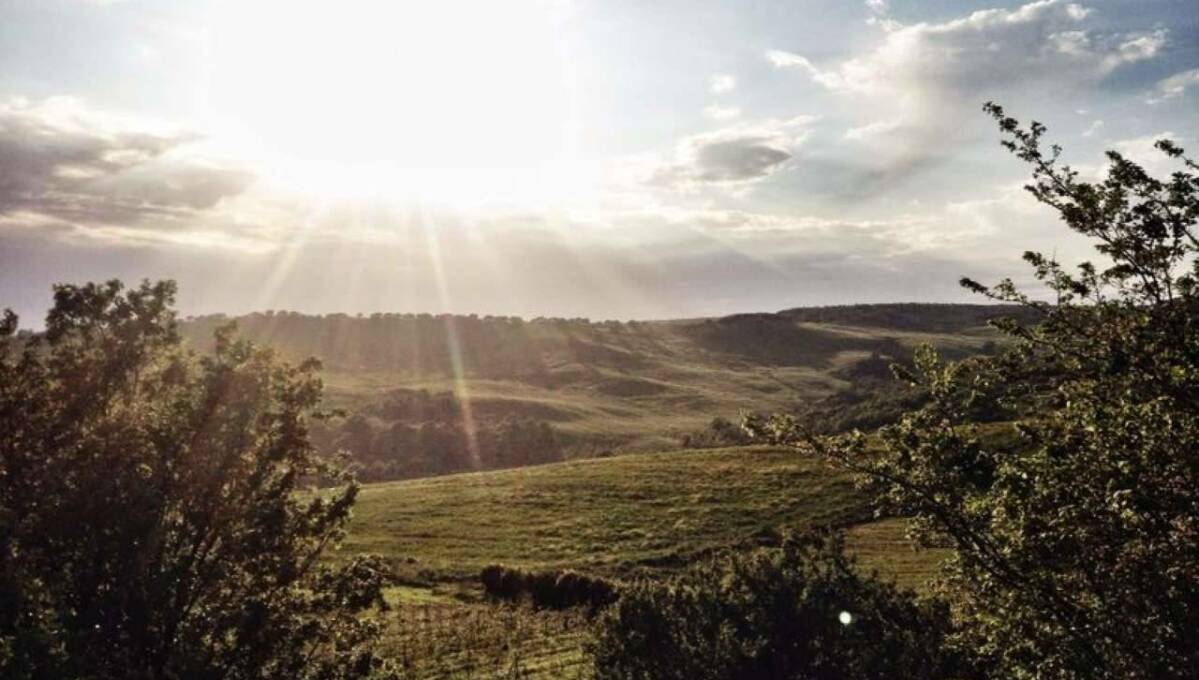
[1,0,1197,323]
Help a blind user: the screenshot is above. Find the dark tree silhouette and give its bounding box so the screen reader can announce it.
[0,281,396,680]
[750,104,1199,678]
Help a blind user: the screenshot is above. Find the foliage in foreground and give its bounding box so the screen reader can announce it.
[747,105,1199,678]
[0,281,394,679]
[589,530,966,680]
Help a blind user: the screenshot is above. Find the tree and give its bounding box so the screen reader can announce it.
[590,531,967,680]
[0,280,396,679]
[750,104,1199,678]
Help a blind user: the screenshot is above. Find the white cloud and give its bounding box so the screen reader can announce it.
[1111,132,1180,176]
[709,74,736,94]
[941,182,1092,260]
[1051,30,1092,57]
[864,0,900,31]
[1155,68,1199,100]
[1101,29,1166,73]
[769,1,1166,97]
[766,49,811,70]
[765,50,846,89]
[1081,120,1104,138]
[763,0,1177,194]
[0,97,255,239]
[704,105,742,121]
[844,119,901,141]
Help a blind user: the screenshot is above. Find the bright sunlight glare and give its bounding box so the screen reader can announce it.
[203,0,589,206]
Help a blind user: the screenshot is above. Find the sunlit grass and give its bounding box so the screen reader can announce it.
[341,446,946,678]
[339,446,871,581]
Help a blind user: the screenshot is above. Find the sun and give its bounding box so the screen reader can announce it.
[203,0,587,207]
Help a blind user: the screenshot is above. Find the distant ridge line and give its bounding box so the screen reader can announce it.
[774,302,1039,334]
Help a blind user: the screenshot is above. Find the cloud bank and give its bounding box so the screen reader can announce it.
[0,97,253,235]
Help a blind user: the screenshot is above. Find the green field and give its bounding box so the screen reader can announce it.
[341,446,947,678]
[183,305,995,677]
[343,446,874,578]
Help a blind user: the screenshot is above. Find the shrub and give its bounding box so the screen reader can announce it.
[589,530,966,680]
[479,565,619,612]
[527,571,561,609]
[555,571,615,611]
[481,564,536,602]
[480,564,507,597]
[679,416,753,449]
[498,567,529,601]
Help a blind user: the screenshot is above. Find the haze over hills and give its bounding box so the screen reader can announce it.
[177,303,1035,480]
[180,303,1036,376]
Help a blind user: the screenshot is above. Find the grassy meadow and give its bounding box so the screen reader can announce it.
[342,446,873,580]
[338,446,947,678]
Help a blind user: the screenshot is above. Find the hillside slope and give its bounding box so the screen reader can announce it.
[341,446,942,587]
[181,304,1024,470]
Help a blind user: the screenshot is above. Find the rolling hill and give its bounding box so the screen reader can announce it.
[181,303,1032,476]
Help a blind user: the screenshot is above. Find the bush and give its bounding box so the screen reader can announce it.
[551,571,617,611]
[499,568,528,601]
[589,530,966,680]
[480,564,506,596]
[679,416,753,449]
[480,564,529,602]
[479,565,618,612]
[527,571,561,609]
